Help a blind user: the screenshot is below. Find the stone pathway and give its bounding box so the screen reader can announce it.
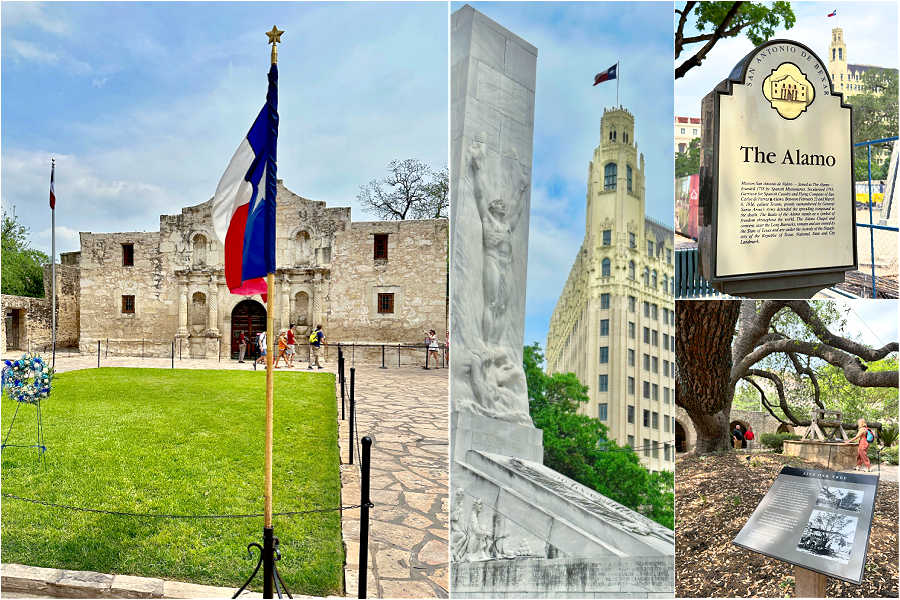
[337,364,448,599]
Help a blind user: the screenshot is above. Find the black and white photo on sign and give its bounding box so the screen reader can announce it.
[815,485,864,513]
[796,509,858,563]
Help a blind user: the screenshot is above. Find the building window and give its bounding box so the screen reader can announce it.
[647,240,654,256]
[628,405,635,423]
[652,356,658,373]
[598,403,608,421]
[643,409,650,427]
[604,163,617,190]
[599,347,609,364]
[627,165,633,192]
[601,319,609,336]
[666,248,672,264]
[664,388,670,404]
[629,322,635,339]
[628,377,635,395]
[839,48,842,60]
[373,234,389,260]
[602,229,611,245]
[652,304,658,320]
[662,275,668,293]
[664,443,671,461]
[664,360,670,377]
[652,330,659,346]
[680,127,685,134]
[628,435,635,448]
[671,336,676,352]
[643,327,650,343]
[664,416,670,433]
[122,243,134,267]
[652,442,659,459]
[598,374,608,392]
[643,301,650,317]
[121,295,135,314]
[601,293,610,309]
[644,438,651,457]
[628,349,635,366]
[652,383,659,401]
[628,261,636,280]
[652,270,658,288]
[643,353,650,370]
[643,381,650,399]
[643,267,650,286]
[377,293,394,314]
[602,258,611,277]
[664,333,669,349]
[629,296,636,312]
[652,412,659,429]
[629,232,636,249]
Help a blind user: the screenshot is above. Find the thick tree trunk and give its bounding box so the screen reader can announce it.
[676,300,741,453]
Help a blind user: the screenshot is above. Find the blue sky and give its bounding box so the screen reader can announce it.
[676,1,899,116]
[2,2,447,258]
[454,2,674,350]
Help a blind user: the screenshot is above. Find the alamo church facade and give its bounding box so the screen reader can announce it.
[2,181,447,359]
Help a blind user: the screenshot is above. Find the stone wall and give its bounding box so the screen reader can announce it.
[675,407,795,453]
[328,219,448,344]
[2,264,80,354]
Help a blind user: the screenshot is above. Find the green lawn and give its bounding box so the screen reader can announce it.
[1,368,342,596]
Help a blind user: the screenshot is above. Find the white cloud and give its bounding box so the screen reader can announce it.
[1,3,72,36]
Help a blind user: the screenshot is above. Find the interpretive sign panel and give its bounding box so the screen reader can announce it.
[699,39,856,296]
[733,466,878,584]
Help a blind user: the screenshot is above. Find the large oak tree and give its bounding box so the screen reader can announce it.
[676,300,898,453]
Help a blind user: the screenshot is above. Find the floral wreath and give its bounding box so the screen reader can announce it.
[2,353,53,404]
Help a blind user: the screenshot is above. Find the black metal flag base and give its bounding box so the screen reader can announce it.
[233,527,292,599]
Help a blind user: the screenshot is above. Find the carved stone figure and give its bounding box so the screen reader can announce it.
[465,498,492,561]
[450,489,468,562]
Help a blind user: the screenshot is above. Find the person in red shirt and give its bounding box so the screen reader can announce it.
[285,324,296,368]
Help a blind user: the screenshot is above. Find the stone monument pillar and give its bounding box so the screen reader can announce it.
[176,285,189,338]
[450,6,674,597]
[206,276,220,336]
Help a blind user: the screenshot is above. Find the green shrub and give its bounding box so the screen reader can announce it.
[760,432,801,453]
[879,424,898,447]
[882,445,899,465]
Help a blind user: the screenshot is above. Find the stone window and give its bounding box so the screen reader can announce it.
[600,293,610,309]
[601,258,611,277]
[122,244,134,267]
[628,322,635,339]
[628,261,636,280]
[628,377,635,395]
[643,353,650,370]
[627,435,635,448]
[628,349,635,366]
[664,388,670,403]
[192,235,208,267]
[652,356,658,373]
[644,439,651,457]
[603,163,617,190]
[643,267,650,286]
[191,292,207,328]
[377,292,394,314]
[664,443,671,461]
[652,270,658,289]
[652,330,659,346]
[652,383,659,401]
[643,327,650,344]
[643,381,650,399]
[295,231,311,264]
[602,229,611,245]
[652,412,659,429]
[599,347,609,364]
[643,409,650,426]
[647,240,654,256]
[373,234,388,261]
[629,295,636,312]
[627,405,635,423]
[652,442,659,459]
[629,233,636,249]
[600,319,609,336]
[627,165,633,192]
[664,360,670,377]
[643,301,650,317]
[597,403,608,421]
[662,275,668,293]
[665,416,670,433]
[121,295,135,314]
[652,304,659,320]
[598,375,608,392]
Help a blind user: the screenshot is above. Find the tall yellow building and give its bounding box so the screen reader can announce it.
[546,107,675,472]
[828,27,897,96]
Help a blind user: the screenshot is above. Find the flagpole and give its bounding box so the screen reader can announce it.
[50,158,57,370]
[617,61,620,107]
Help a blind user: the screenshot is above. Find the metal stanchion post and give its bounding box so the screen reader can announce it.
[359,436,373,599]
[97,340,100,368]
[340,356,346,420]
[349,367,355,465]
[106,338,109,359]
[424,345,429,370]
[398,343,401,368]
[171,341,175,369]
[380,344,386,369]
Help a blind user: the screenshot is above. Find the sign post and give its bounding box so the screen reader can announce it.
[699,40,856,297]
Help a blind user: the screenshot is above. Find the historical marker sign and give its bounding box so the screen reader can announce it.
[699,40,856,297]
[733,466,878,585]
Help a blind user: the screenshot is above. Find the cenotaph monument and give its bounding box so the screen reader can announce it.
[450,5,674,597]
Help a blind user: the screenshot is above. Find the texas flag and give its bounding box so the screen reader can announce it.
[827,9,837,17]
[593,63,617,86]
[212,64,279,300]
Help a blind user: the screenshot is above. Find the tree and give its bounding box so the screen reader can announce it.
[851,69,898,181]
[676,300,898,453]
[675,137,701,178]
[2,208,49,298]
[675,2,796,79]
[524,343,674,529]
[357,159,449,220]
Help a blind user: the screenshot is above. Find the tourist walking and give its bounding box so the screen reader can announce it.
[425,329,440,367]
[238,332,247,363]
[848,418,872,472]
[731,424,745,450]
[286,324,296,368]
[256,330,267,365]
[308,325,325,370]
[743,426,755,448]
[274,331,288,368]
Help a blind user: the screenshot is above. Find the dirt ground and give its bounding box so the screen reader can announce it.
[676,452,898,598]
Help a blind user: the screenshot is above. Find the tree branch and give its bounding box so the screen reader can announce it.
[674,1,697,59]
[675,1,744,79]
[742,375,792,425]
[746,369,809,426]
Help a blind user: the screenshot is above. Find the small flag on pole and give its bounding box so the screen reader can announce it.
[49,160,56,209]
[827,9,837,17]
[593,63,618,86]
[211,62,279,300]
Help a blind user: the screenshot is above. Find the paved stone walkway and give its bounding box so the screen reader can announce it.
[337,364,448,599]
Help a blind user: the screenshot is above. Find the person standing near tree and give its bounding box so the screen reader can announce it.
[308,324,325,370]
[847,418,872,472]
[731,424,745,450]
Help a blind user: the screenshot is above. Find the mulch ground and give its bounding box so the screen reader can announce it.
[676,452,898,598]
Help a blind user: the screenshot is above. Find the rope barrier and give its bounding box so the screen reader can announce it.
[1,493,363,520]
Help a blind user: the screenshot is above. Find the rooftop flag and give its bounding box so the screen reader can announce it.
[593,63,618,86]
[827,9,837,17]
[49,160,56,209]
[211,63,279,300]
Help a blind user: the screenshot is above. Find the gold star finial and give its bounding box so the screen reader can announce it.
[266,26,284,64]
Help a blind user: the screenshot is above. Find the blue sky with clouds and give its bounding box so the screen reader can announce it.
[2,2,447,259]
[676,1,898,116]
[454,2,674,350]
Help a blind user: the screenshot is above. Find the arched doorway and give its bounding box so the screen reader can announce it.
[777,423,794,434]
[730,420,751,449]
[231,299,266,360]
[675,420,687,453]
